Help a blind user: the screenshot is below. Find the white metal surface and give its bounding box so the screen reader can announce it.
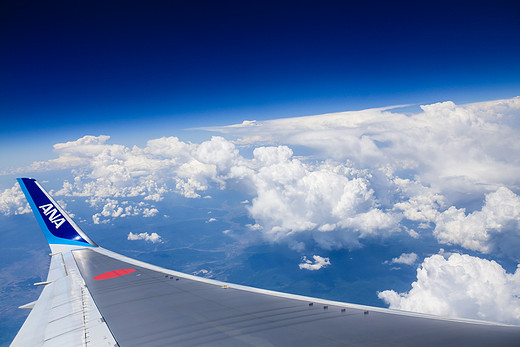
[11,246,117,347]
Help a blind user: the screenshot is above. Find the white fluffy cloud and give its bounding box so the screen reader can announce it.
[50,135,238,201]
[240,147,399,249]
[127,232,162,243]
[385,252,418,265]
[44,135,241,223]
[9,134,400,248]
[298,255,331,271]
[378,253,520,324]
[5,97,519,255]
[393,177,445,224]
[0,183,30,216]
[209,97,520,199]
[433,187,520,258]
[92,199,159,224]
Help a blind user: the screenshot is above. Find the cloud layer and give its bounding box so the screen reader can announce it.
[1,97,519,256]
[378,253,520,324]
[209,97,520,197]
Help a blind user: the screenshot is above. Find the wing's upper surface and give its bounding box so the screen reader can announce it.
[12,178,520,346]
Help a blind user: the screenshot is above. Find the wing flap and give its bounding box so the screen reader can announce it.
[11,250,117,346]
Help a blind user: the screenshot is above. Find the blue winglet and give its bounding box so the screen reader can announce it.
[17,178,97,247]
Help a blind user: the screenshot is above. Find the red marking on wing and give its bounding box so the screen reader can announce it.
[94,268,136,280]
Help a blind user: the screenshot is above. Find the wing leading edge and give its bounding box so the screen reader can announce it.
[12,178,520,346]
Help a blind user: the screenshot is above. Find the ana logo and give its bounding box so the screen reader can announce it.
[38,203,66,229]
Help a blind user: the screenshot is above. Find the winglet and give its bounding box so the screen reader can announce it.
[17,178,97,248]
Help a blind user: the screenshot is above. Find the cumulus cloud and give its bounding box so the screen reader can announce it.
[30,135,242,223]
[142,207,159,218]
[298,255,331,271]
[378,253,520,324]
[49,135,238,201]
[6,97,519,255]
[385,252,418,265]
[13,133,401,248]
[92,199,159,224]
[127,232,162,243]
[393,177,445,224]
[240,147,399,249]
[208,97,520,199]
[0,183,30,216]
[433,187,520,258]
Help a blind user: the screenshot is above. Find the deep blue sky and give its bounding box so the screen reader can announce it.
[1,0,519,148]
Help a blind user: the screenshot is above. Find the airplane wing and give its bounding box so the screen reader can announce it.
[12,178,520,346]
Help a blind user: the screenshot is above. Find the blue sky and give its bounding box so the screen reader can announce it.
[2,1,519,140]
[1,1,520,345]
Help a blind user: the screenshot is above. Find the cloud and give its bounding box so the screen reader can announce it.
[385,252,418,265]
[299,255,331,271]
[192,269,210,276]
[378,253,520,324]
[92,199,159,224]
[246,223,262,231]
[208,97,520,199]
[0,183,30,216]
[238,148,399,249]
[6,97,519,256]
[34,135,241,223]
[393,177,445,224]
[20,135,112,173]
[18,134,401,249]
[142,208,159,218]
[433,187,520,259]
[127,232,162,243]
